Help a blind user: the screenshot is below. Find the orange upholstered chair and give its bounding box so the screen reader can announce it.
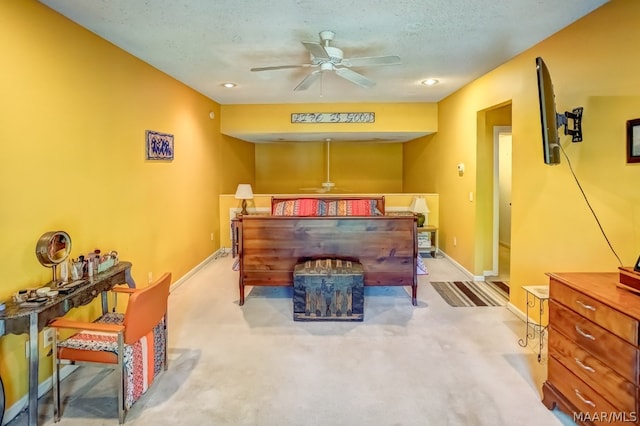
[49,272,171,424]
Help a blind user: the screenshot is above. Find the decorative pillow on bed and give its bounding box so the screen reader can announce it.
[324,199,378,216]
[324,199,345,216]
[350,199,379,216]
[272,198,322,216]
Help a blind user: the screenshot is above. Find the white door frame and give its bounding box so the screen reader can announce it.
[492,126,512,276]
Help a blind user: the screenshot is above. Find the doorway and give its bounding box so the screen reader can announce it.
[492,126,512,282]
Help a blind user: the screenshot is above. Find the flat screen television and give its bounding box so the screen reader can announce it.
[535,57,583,165]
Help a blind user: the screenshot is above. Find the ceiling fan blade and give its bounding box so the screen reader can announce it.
[299,187,329,193]
[294,70,321,91]
[250,64,311,72]
[302,41,330,60]
[334,67,376,89]
[342,55,402,67]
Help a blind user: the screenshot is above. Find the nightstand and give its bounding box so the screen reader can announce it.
[231,218,240,258]
[417,225,437,257]
[231,213,270,258]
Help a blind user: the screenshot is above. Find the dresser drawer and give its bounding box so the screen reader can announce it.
[549,300,639,384]
[550,278,638,344]
[549,329,637,413]
[548,357,627,425]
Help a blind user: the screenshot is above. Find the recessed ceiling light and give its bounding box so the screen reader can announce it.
[221,82,237,88]
[421,79,439,86]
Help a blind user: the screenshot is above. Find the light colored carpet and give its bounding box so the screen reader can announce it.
[7,253,574,426]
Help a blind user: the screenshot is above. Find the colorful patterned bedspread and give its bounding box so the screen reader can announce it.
[272,198,381,216]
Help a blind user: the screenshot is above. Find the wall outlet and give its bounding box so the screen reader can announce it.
[25,341,29,358]
[148,272,153,283]
[453,237,457,247]
[43,327,55,348]
[210,232,214,241]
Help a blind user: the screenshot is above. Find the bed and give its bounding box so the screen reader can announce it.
[235,196,418,306]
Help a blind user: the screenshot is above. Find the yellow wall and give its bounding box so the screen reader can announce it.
[220,103,437,140]
[0,0,246,407]
[222,102,436,195]
[255,141,404,193]
[404,0,640,311]
[220,135,256,193]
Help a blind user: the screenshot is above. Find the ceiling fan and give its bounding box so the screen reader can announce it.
[300,138,348,193]
[250,30,401,91]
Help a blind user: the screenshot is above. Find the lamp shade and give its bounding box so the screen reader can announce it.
[410,197,430,214]
[234,184,253,200]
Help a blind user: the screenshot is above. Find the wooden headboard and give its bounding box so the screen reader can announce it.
[270,196,385,215]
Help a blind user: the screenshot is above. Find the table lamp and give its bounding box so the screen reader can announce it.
[410,197,430,227]
[235,184,253,215]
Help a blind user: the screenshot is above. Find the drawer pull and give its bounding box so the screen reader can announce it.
[575,325,596,341]
[576,300,596,311]
[574,389,596,408]
[574,357,595,373]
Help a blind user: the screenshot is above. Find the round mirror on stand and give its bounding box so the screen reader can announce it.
[35,231,72,282]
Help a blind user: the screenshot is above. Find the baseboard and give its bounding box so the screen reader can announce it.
[437,250,476,280]
[2,365,77,426]
[506,301,527,322]
[170,248,228,292]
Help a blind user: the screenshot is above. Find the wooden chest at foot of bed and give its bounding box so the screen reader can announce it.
[293,259,364,321]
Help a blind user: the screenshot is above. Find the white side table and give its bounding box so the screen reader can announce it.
[518,284,549,362]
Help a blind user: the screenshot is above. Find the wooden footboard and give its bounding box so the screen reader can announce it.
[237,215,418,306]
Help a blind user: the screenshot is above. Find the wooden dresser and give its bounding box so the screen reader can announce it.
[543,272,640,425]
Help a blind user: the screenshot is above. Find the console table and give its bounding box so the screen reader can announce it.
[0,261,135,426]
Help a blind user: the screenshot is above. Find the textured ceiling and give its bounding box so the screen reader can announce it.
[38,0,608,142]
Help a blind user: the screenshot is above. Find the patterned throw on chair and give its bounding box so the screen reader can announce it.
[56,313,166,408]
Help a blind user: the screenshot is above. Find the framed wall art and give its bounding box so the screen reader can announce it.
[626,119,640,163]
[146,130,174,161]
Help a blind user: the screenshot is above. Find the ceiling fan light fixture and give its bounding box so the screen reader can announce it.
[251,31,400,92]
[421,78,439,86]
[320,62,334,71]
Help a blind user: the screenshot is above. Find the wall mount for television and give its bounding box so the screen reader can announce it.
[557,107,583,142]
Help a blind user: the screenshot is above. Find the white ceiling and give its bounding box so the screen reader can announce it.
[39,0,608,143]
